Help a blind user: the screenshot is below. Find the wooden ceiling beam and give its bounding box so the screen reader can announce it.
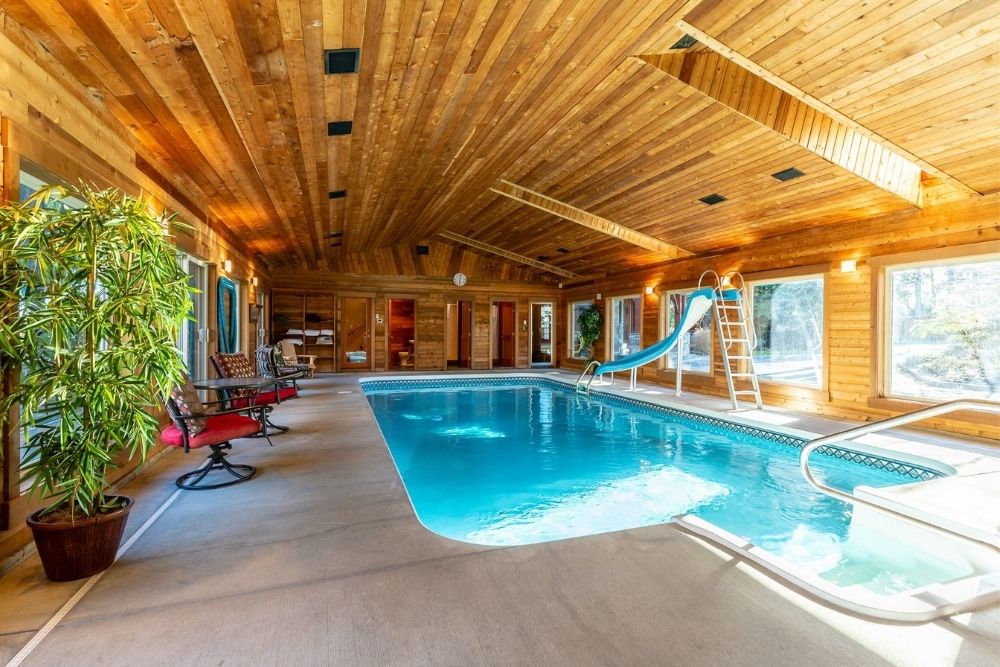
[438,230,581,279]
[673,20,978,199]
[490,180,695,259]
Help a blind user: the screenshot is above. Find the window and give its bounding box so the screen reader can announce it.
[749,276,824,387]
[19,162,85,210]
[664,289,713,375]
[17,163,84,468]
[177,253,208,379]
[886,256,1000,401]
[609,295,641,361]
[569,301,594,359]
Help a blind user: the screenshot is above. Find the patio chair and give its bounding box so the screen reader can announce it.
[161,377,260,489]
[278,338,315,378]
[256,344,306,392]
[210,351,295,436]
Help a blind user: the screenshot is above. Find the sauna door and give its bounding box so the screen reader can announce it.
[340,296,372,370]
[493,301,515,367]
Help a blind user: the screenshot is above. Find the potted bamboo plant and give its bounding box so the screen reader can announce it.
[0,184,192,581]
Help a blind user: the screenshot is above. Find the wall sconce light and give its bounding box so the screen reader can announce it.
[375,314,384,325]
[595,293,602,301]
[840,259,858,273]
[644,286,655,295]
[222,259,233,273]
[521,319,529,332]
[250,276,259,287]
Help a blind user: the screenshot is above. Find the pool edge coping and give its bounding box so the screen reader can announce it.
[357,372,1000,621]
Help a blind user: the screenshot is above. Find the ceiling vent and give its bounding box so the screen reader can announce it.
[556,247,570,254]
[415,245,430,255]
[325,231,343,238]
[771,167,805,182]
[328,190,347,199]
[670,34,698,50]
[537,255,550,261]
[324,49,360,74]
[699,193,726,205]
[328,121,353,136]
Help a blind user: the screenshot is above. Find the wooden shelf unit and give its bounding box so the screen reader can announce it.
[271,290,337,373]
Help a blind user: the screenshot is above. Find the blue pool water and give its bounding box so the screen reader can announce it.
[364,379,970,594]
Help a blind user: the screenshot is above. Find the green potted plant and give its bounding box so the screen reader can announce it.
[576,305,603,360]
[0,184,192,581]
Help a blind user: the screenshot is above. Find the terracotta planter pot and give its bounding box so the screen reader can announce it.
[27,496,134,582]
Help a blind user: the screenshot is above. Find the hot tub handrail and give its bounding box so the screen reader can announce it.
[799,398,1000,551]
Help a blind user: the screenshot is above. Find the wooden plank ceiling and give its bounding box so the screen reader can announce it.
[3,0,997,279]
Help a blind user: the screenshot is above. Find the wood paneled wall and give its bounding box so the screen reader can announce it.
[271,272,560,373]
[0,23,267,560]
[562,193,1000,441]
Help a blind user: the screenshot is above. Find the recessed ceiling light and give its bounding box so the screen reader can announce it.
[699,193,726,205]
[537,255,550,261]
[670,34,697,50]
[415,245,429,255]
[772,167,805,182]
[557,247,570,254]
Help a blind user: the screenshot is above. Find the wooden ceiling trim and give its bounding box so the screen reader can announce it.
[491,179,695,259]
[674,19,979,198]
[437,231,581,279]
[637,50,923,205]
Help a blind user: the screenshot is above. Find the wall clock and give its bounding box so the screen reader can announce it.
[452,272,468,287]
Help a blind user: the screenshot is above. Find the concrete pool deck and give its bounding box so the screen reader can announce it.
[0,373,997,666]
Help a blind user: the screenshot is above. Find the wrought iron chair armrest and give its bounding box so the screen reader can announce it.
[172,406,262,421]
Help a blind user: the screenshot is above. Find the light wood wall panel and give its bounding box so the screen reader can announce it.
[562,193,1000,441]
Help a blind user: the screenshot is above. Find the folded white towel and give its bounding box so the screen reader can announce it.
[320,328,334,335]
[316,336,333,345]
[282,338,303,346]
[304,329,320,336]
[287,328,303,335]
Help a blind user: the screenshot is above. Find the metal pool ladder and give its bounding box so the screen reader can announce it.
[800,398,1000,549]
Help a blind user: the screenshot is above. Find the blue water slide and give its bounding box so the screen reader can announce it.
[594,287,716,376]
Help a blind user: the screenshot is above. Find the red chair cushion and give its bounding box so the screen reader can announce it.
[160,413,261,449]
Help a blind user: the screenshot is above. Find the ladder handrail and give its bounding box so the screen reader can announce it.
[799,398,1000,550]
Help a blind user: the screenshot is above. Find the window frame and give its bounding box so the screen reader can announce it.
[876,248,1000,404]
[568,300,595,360]
[605,293,642,362]
[745,272,828,391]
[659,287,714,376]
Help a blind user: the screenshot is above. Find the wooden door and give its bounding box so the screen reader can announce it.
[340,296,372,370]
[495,301,515,367]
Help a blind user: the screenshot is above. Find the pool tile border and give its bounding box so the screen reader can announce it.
[359,376,943,482]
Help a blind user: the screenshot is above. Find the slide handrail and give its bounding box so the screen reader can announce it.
[800,398,1000,549]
